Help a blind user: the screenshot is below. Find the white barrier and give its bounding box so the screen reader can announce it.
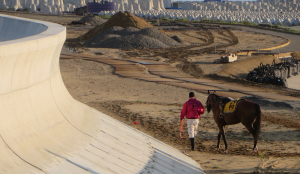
[97,9,300,26]
[0,14,203,173]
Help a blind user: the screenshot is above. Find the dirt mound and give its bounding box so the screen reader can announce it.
[79,11,157,42]
[85,26,180,49]
[79,16,106,25]
[137,27,179,46]
[291,51,300,59]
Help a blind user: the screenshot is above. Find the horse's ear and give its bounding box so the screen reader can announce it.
[214,90,216,93]
[208,90,210,94]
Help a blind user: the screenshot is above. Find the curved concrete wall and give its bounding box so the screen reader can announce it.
[0,15,47,41]
[0,14,203,173]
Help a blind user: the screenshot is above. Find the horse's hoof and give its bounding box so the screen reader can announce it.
[224,150,228,153]
[250,147,258,154]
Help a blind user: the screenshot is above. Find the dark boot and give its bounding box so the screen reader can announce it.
[190,138,195,151]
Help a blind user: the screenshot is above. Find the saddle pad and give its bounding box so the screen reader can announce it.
[219,99,243,113]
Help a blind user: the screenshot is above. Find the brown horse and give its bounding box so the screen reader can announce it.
[205,91,261,154]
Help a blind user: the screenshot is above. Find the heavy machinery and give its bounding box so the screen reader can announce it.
[246,58,300,87]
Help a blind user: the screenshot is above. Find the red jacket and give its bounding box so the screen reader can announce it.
[180,98,205,120]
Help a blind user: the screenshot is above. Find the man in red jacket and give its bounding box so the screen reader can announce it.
[180,92,205,151]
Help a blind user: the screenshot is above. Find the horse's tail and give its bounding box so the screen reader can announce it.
[253,104,261,141]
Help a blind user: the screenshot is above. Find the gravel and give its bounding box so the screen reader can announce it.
[85,26,181,49]
[137,27,180,47]
[79,16,106,25]
[171,35,184,43]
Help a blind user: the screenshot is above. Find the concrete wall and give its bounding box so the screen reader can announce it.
[0,16,47,41]
[0,14,203,173]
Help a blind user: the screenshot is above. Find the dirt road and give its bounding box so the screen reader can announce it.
[224,25,300,53]
[60,56,300,173]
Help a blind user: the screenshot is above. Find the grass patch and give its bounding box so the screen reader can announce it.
[137,100,142,104]
[102,14,111,19]
[175,17,188,22]
[259,153,265,159]
[213,166,221,169]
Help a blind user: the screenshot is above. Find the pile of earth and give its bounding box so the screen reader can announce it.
[291,51,300,59]
[79,16,106,25]
[79,11,161,42]
[84,26,181,49]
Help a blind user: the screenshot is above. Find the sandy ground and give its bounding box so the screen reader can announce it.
[194,55,281,79]
[287,75,300,90]
[60,58,300,173]
[59,18,300,173]
[165,29,287,53]
[223,29,288,52]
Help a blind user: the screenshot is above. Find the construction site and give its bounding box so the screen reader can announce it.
[0,3,299,173]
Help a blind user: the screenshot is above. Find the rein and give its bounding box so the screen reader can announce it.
[207,96,220,114]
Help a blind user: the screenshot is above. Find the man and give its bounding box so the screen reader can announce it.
[180,92,205,151]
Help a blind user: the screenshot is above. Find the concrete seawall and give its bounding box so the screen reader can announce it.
[0,14,203,173]
[0,15,47,41]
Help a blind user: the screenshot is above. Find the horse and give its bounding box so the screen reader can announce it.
[205,90,261,154]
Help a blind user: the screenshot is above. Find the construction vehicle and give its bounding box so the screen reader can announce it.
[220,53,237,63]
[246,58,300,87]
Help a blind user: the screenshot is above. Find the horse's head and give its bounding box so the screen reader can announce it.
[206,90,218,114]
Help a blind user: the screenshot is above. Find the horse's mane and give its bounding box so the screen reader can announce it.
[210,93,220,99]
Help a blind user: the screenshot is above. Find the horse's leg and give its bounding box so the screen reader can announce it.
[244,124,258,154]
[216,132,221,151]
[220,126,228,153]
[217,125,228,153]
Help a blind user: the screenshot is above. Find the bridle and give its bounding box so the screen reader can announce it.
[206,93,220,114]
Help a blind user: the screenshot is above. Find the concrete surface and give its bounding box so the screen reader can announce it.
[0,14,203,173]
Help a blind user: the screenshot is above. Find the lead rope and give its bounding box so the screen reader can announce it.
[180,120,186,138]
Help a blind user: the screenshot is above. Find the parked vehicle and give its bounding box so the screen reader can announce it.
[246,58,300,87]
[220,53,237,63]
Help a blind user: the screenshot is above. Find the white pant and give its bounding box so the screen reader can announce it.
[187,119,199,138]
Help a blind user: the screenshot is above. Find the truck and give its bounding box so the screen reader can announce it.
[220,53,237,63]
